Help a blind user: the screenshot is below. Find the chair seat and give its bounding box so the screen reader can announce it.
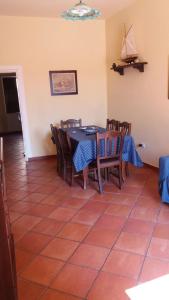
[99,158,120,168]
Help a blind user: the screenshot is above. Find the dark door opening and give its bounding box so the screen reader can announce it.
[0,73,22,135]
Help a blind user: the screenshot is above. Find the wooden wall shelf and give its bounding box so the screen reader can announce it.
[111,62,148,75]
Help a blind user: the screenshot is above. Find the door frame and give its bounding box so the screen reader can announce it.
[0,65,31,160]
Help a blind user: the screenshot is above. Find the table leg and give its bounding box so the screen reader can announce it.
[83,167,89,190]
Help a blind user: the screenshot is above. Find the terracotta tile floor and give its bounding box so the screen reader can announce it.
[4,133,169,299]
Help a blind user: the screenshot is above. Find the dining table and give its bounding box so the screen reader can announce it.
[64,125,143,189]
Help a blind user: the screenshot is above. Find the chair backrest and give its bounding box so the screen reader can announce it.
[60,119,82,129]
[106,119,119,131]
[58,129,72,159]
[50,124,62,157]
[96,130,124,162]
[119,122,131,135]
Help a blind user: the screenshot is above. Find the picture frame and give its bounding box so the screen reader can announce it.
[49,70,78,96]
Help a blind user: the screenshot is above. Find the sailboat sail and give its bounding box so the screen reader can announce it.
[121,25,138,61]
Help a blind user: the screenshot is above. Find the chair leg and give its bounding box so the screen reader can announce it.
[94,169,97,181]
[82,167,88,190]
[119,164,123,189]
[97,168,103,193]
[63,161,67,181]
[70,165,74,186]
[125,162,129,177]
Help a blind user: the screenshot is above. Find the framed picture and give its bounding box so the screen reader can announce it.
[49,70,78,96]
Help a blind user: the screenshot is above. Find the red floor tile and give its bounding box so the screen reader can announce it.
[153,223,169,239]
[8,190,29,201]
[49,207,77,222]
[130,206,159,222]
[20,183,42,193]
[147,237,169,260]
[12,215,42,241]
[139,257,169,283]
[21,255,64,286]
[157,208,169,224]
[16,231,52,254]
[70,187,96,199]
[58,222,91,241]
[9,211,21,223]
[51,263,98,298]
[82,201,109,213]
[18,278,46,300]
[27,204,55,218]
[10,201,36,214]
[123,218,154,236]
[70,243,109,270]
[41,193,64,206]
[71,209,100,226]
[123,176,145,187]
[84,226,119,248]
[136,196,161,209]
[102,183,121,193]
[115,231,150,255]
[15,248,35,273]
[33,184,57,194]
[104,204,132,217]
[40,289,82,300]
[110,193,138,206]
[90,193,116,202]
[87,271,136,300]
[103,249,144,279]
[95,215,126,231]
[141,185,159,198]
[120,186,143,195]
[41,238,79,261]
[62,197,87,209]
[22,192,47,203]
[32,218,65,236]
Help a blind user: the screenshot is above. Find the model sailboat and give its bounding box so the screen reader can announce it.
[121,25,138,63]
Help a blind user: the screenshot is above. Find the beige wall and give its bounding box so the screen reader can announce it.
[0,16,107,157]
[106,0,169,167]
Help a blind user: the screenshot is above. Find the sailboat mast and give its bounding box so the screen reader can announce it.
[121,24,138,63]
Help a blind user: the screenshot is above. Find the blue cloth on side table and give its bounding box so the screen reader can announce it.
[66,127,143,172]
[159,156,169,203]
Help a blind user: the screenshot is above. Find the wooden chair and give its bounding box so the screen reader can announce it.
[58,129,73,181]
[96,130,124,193]
[50,124,64,177]
[106,119,119,131]
[59,129,86,188]
[119,121,131,135]
[119,121,131,176]
[60,119,82,129]
[59,129,96,188]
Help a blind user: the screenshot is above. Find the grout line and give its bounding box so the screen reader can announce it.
[136,200,163,284]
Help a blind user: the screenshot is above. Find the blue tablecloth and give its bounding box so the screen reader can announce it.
[159,156,169,203]
[66,127,143,172]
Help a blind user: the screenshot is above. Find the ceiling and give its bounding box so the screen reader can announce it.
[0,0,136,19]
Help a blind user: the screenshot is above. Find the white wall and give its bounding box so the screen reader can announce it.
[0,16,107,158]
[106,0,169,167]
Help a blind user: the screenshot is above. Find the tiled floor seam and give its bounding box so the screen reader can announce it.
[84,193,144,299]
[136,201,163,284]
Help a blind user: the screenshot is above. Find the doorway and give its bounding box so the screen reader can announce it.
[0,73,22,135]
[0,66,32,160]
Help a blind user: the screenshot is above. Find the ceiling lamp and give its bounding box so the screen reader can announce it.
[61,1,101,21]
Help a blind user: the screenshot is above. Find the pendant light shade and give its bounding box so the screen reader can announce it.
[61,1,101,21]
